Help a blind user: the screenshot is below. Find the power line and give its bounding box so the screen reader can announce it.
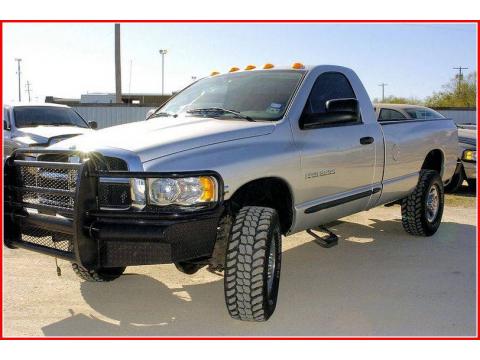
[378,83,388,102]
[25,81,32,103]
[453,66,469,85]
[15,58,22,102]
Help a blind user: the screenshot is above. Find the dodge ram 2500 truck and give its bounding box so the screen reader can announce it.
[4,64,458,322]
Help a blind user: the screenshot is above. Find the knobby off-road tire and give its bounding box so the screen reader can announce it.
[72,263,126,282]
[224,206,282,322]
[401,170,444,236]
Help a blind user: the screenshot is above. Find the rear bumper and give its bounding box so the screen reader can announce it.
[4,149,223,269]
[462,160,476,180]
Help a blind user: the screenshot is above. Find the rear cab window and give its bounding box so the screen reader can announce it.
[378,108,407,121]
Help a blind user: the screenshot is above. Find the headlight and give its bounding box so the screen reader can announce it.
[147,176,218,207]
[463,149,476,162]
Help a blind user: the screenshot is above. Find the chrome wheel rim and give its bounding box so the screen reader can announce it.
[426,184,440,223]
[266,236,277,296]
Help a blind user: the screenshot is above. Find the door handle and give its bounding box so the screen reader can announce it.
[360,136,374,145]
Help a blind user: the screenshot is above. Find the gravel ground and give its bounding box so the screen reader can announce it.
[3,196,477,337]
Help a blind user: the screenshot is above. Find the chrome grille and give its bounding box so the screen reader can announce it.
[18,166,78,210]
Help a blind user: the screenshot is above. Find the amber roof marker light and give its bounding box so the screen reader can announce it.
[263,63,275,69]
[244,65,256,70]
[291,62,305,69]
[229,67,240,72]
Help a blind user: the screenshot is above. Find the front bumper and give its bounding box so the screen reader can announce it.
[4,149,223,269]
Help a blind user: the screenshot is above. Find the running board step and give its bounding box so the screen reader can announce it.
[306,227,338,248]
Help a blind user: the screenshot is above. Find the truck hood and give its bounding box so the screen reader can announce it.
[50,116,276,162]
[16,126,93,145]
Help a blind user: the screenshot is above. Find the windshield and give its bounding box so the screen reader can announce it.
[405,108,445,120]
[13,106,89,128]
[157,70,305,121]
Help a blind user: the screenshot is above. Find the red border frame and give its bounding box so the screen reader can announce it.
[0,19,479,340]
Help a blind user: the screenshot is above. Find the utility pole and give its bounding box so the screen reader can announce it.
[115,24,122,103]
[25,81,32,102]
[453,66,468,87]
[378,83,388,102]
[15,58,22,102]
[159,49,168,95]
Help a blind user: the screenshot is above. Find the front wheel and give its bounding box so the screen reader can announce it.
[401,170,444,236]
[174,262,205,275]
[224,206,282,322]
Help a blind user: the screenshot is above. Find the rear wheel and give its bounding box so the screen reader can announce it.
[224,206,282,322]
[467,178,476,191]
[401,170,444,236]
[72,263,126,282]
[444,165,464,193]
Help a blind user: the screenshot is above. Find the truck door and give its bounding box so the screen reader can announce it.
[291,71,383,229]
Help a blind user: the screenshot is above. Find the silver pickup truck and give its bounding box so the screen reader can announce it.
[4,64,458,322]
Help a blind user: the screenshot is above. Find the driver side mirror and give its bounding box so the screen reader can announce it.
[88,121,98,129]
[4,120,10,131]
[300,98,360,129]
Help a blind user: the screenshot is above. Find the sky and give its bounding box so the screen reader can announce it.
[2,23,477,103]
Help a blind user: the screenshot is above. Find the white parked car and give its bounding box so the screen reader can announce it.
[374,104,476,192]
[3,103,96,158]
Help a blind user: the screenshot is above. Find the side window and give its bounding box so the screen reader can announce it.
[305,72,357,114]
[378,109,407,121]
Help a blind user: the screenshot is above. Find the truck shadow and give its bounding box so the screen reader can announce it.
[41,220,476,337]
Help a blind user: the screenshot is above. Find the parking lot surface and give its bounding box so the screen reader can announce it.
[3,195,477,337]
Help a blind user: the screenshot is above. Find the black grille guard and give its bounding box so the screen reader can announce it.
[4,148,224,268]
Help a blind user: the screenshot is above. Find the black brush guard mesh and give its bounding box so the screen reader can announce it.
[4,149,224,268]
[4,150,92,263]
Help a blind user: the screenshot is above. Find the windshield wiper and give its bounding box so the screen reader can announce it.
[148,112,178,119]
[187,107,255,122]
